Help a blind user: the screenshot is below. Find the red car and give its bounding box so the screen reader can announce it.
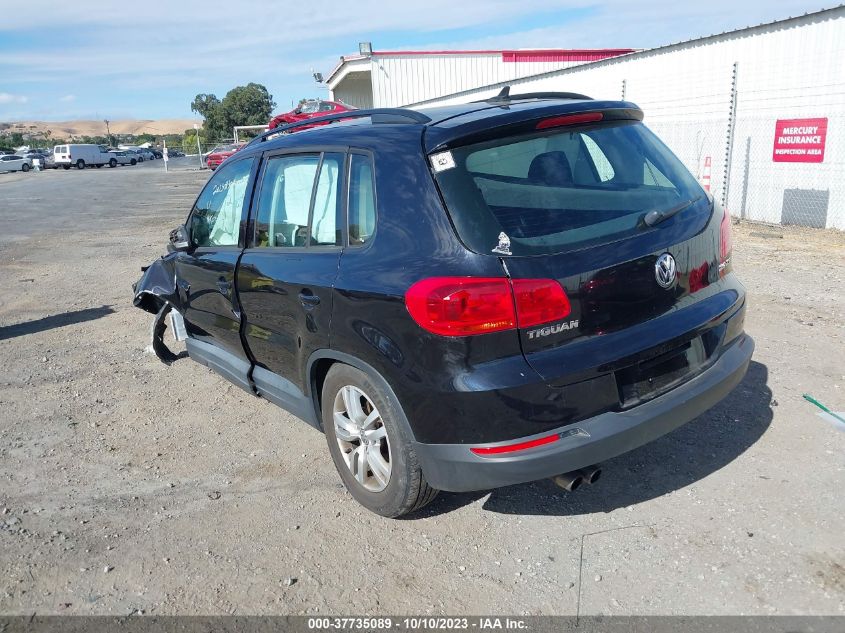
[206,143,244,170]
[268,99,355,131]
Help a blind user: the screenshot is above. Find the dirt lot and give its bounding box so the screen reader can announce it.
[0,166,843,616]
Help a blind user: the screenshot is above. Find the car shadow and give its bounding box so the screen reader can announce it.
[414,360,772,518]
[0,305,115,341]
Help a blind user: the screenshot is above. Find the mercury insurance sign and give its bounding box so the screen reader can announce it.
[772,117,828,163]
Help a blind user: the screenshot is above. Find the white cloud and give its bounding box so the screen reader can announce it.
[59,94,76,102]
[0,92,28,104]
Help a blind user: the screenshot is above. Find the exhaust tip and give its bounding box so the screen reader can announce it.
[577,465,602,484]
[552,473,583,492]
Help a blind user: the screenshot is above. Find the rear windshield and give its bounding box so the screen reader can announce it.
[432,121,704,256]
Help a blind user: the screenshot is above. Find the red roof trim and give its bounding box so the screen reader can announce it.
[503,50,633,62]
[371,48,635,57]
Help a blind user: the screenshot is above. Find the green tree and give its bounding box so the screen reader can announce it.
[191,83,275,141]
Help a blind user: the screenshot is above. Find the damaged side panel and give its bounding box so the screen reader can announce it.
[132,255,180,315]
[133,255,186,364]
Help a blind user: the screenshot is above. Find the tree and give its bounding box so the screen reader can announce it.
[190,83,275,141]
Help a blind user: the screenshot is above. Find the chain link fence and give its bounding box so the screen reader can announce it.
[610,60,844,230]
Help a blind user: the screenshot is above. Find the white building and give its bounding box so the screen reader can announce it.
[327,7,844,230]
[326,48,634,109]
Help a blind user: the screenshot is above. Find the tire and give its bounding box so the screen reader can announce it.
[21,163,30,172]
[138,157,144,162]
[322,364,438,518]
[76,159,85,170]
[130,159,137,166]
[109,158,117,168]
[96,164,102,168]
[63,165,71,170]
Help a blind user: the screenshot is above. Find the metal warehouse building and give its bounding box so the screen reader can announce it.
[326,48,634,109]
[328,6,844,230]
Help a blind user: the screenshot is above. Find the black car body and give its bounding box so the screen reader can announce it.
[134,93,753,516]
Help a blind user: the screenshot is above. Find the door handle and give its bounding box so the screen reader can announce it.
[298,291,321,308]
[217,278,232,295]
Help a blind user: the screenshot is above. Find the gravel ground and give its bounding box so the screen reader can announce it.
[0,166,843,616]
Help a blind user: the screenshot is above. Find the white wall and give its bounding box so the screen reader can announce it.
[369,54,616,109]
[409,8,845,230]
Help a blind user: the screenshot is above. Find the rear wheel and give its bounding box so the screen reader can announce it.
[76,159,85,170]
[322,364,438,517]
[63,165,70,170]
[109,158,117,168]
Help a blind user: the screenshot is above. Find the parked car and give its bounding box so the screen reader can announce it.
[205,143,243,170]
[169,149,185,158]
[268,99,355,131]
[149,148,163,159]
[121,147,155,161]
[0,154,32,173]
[108,150,137,166]
[22,150,51,168]
[53,144,114,169]
[134,92,753,518]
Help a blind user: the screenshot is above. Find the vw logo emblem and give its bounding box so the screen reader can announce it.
[655,253,677,288]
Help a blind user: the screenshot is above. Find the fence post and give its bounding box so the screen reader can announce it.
[722,61,739,208]
[740,136,751,219]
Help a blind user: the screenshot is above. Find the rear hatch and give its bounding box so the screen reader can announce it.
[427,102,740,406]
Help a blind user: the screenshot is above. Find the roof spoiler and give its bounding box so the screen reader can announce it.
[475,85,593,104]
[248,108,432,146]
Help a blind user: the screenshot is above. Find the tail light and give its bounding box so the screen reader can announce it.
[719,209,732,277]
[511,279,571,328]
[405,277,570,337]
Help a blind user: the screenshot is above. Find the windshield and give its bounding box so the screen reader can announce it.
[298,101,320,114]
[432,120,705,256]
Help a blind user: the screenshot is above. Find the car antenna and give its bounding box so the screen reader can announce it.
[490,86,511,102]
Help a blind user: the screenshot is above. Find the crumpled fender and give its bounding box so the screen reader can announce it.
[132,254,179,315]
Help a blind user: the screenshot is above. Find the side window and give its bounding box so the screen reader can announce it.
[189,157,254,247]
[255,154,319,247]
[348,154,376,246]
[310,153,343,246]
[581,135,615,182]
[643,158,675,187]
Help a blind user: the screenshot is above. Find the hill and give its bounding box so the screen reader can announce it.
[0,119,202,138]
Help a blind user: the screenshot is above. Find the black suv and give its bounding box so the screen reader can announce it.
[134,92,754,517]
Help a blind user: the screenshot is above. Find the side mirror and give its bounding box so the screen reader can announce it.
[168,225,191,252]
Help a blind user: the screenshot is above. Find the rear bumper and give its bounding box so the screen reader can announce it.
[413,333,754,492]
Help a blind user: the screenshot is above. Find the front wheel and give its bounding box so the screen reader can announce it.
[76,160,85,170]
[322,364,438,517]
[130,159,137,165]
[21,163,30,172]
[63,165,70,170]
[109,158,117,168]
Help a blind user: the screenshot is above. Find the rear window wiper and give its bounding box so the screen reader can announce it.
[642,195,703,227]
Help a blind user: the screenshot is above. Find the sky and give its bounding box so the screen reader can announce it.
[0,0,831,122]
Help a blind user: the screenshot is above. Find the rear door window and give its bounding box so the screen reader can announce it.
[433,121,704,256]
[254,152,343,248]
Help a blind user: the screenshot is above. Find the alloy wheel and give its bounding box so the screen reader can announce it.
[332,385,391,492]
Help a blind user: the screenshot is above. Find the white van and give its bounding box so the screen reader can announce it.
[53,144,116,170]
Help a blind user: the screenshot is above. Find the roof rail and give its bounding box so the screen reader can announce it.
[476,85,593,103]
[248,108,432,145]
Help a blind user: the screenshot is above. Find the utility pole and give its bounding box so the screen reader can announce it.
[194,123,203,169]
[104,119,112,147]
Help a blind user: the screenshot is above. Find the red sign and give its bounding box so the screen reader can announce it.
[773,118,827,163]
